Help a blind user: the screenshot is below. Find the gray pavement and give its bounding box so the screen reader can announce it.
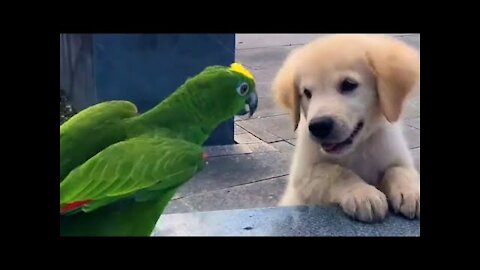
[164,34,420,214]
[155,205,420,236]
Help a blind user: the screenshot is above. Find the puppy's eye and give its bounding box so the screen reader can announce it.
[303,89,312,99]
[339,78,358,93]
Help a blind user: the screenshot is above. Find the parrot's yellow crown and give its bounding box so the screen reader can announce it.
[229,63,254,81]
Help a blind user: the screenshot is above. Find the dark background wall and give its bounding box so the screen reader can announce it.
[60,34,236,145]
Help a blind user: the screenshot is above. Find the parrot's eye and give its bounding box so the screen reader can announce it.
[236,82,249,96]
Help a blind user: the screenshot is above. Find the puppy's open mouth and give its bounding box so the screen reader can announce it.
[321,121,364,154]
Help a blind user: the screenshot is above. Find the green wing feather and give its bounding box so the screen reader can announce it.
[60,136,204,213]
[60,187,179,236]
[60,101,139,182]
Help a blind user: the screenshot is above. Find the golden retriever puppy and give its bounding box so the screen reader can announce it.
[272,34,420,222]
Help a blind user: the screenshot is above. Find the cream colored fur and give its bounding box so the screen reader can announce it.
[272,34,420,222]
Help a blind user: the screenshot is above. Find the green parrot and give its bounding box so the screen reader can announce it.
[60,63,257,236]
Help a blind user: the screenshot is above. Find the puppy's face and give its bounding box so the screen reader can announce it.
[298,60,379,155]
[272,35,420,157]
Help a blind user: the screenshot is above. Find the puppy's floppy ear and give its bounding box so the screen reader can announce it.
[272,50,301,130]
[366,36,420,123]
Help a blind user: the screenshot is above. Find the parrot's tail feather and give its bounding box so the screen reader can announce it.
[60,200,92,214]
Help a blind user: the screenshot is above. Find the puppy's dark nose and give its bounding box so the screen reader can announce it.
[309,117,334,139]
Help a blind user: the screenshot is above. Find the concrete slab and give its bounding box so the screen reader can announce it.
[236,34,419,50]
[234,133,263,144]
[204,144,252,157]
[154,205,420,236]
[250,82,276,98]
[246,142,278,153]
[236,34,326,49]
[171,176,288,213]
[236,45,294,67]
[235,120,283,143]
[174,151,292,198]
[403,125,421,149]
[405,117,420,130]
[405,95,421,119]
[238,115,297,141]
[271,141,296,152]
[249,96,288,118]
[234,124,247,134]
[163,199,193,214]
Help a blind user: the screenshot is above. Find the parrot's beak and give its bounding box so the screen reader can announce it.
[237,91,258,118]
[246,91,258,117]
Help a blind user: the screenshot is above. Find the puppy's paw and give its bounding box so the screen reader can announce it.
[339,185,388,223]
[385,182,420,219]
[380,167,420,219]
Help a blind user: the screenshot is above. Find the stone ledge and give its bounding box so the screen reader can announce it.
[154,205,420,236]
